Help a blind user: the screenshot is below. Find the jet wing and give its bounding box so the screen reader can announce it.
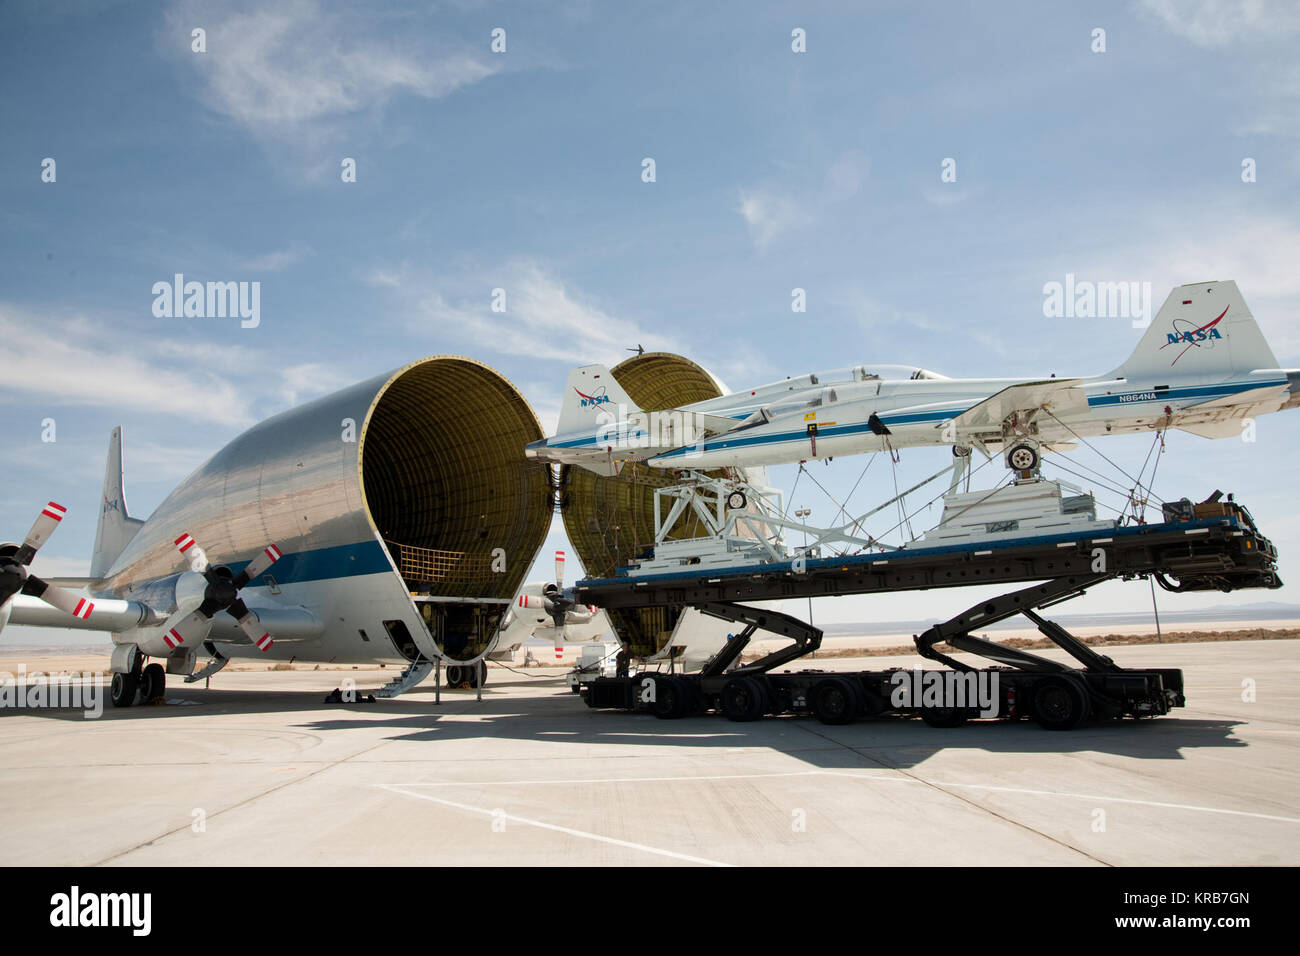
[1172,383,1289,439]
[626,408,740,440]
[1180,383,1288,411]
[944,379,1088,433]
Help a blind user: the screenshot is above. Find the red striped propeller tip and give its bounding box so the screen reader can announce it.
[174,533,195,552]
[164,629,184,649]
[72,598,94,619]
[264,544,282,561]
[43,502,67,520]
[255,634,273,652]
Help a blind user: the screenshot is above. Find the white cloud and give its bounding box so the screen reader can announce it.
[167,0,498,142]
[372,260,682,366]
[0,303,345,426]
[737,190,813,249]
[736,151,870,250]
[240,241,314,272]
[1135,0,1300,48]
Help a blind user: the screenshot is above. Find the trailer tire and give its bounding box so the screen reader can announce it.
[811,678,860,725]
[1033,676,1090,730]
[650,676,690,719]
[920,707,968,728]
[720,676,767,722]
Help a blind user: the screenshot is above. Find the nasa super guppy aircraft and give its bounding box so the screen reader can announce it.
[529,281,1300,476]
[0,356,602,707]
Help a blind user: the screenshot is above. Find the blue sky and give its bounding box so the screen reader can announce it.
[4,0,1300,640]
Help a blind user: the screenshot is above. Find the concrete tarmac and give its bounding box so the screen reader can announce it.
[0,639,1296,866]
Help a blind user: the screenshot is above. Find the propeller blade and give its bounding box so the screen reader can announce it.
[17,501,67,564]
[233,544,282,589]
[554,550,565,589]
[162,609,211,650]
[228,598,273,652]
[518,594,548,610]
[174,532,209,572]
[25,576,94,619]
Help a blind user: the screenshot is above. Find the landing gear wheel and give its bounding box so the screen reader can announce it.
[650,676,690,719]
[727,490,747,511]
[811,677,861,725]
[466,660,487,688]
[445,665,464,687]
[720,676,768,722]
[920,707,968,728]
[1033,677,1091,730]
[139,663,166,703]
[1006,443,1039,472]
[110,670,139,708]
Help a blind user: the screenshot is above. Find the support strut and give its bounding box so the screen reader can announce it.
[913,574,1121,673]
[695,601,823,675]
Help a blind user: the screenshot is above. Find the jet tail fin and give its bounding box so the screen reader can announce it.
[1110,280,1280,380]
[90,427,145,580]
[556,364,640,435]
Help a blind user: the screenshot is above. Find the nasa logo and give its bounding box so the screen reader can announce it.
[1160,306,1227,366]
[575,386,612,408]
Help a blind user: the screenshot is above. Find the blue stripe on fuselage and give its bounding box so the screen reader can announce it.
[645,379,1287,461]
[99,539,395,599]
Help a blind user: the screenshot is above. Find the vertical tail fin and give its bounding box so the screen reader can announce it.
[90,427,145,580]
[1111,280,1280,380]
[555,364,641,435]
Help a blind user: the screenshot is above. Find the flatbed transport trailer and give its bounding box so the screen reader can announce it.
[573,502,1281,729]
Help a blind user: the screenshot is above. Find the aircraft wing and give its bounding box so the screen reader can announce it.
[626,407,739,439]
[1172,383,1289,439]
[1180,383,1288,411]
[203,606,325,644]
[3,595,323,643]
[944,379,1088,434]
[3,594,157,633]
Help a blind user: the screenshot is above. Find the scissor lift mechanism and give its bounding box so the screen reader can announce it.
[576,507,1279,728]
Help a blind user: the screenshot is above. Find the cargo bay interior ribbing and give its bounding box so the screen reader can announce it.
[559,352,727,656]
[359,357,550,601]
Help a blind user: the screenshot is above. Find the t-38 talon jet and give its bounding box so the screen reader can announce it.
[0,356,578,707]
[527,281,1300,477]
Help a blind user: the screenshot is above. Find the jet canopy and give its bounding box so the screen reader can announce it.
[800,365,950,386]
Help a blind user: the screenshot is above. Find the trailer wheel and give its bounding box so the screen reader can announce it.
[720,676,767,722]
[679,679,706,716]
[1033,677,1090,730]
[650,676,690,719]
[628,673,655,710]
[920,707,968,728]
[812,678,860,725]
